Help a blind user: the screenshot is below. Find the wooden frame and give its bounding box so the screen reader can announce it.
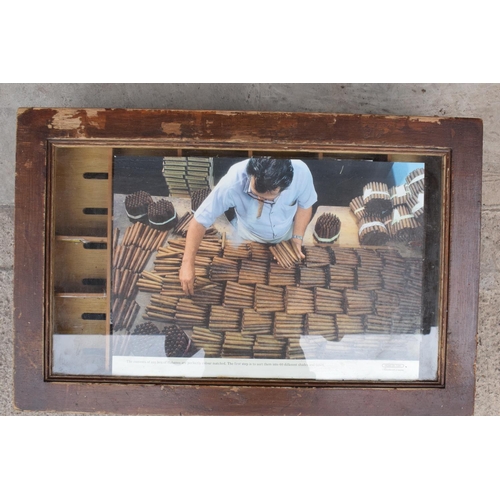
[14,108,482,415]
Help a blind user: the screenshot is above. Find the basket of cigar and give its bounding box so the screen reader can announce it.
[313,212,341,243]
[148,199,177,231]
[163,323,194,357]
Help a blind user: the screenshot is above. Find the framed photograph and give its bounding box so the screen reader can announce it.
[14,109,482,415]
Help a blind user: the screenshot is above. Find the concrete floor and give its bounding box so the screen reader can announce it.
[1,83,497,415]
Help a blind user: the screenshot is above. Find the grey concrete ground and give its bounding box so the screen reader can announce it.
[1,83,497,415]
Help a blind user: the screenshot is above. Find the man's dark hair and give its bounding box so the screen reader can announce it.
[246,157,294,193]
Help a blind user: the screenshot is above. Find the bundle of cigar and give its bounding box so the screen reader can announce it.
[191,327,224,357]
[349,196,367,221]
[174,298,209,328]
[273,313,305,339]
[241,309,274,335]
[304,246,332,267]
[221,332,254,358]
[249,242,272,262]
[356,269,383,291]
[355,248,384,271]
[330,248,359,267]
[148,199,177,230]
[253,336,287,359]
[379,249,407,294]
[344,289,375,315]
[358,215,390,246]
[314,213,341,242]
[112,298,140,332]
[143,294,179,323]
[269,240,302,268]
[363,182,392,215]
[336,314,365,335]
[254,284,285,312]
[193,282,224,307]
[374,290,401,317]
[389,185,409,208]
[209,256,240,282]
[365,314,393,333]
[172,212,193,236]
[297,265,329,287]
[329,265,357,289]
[209,305,242,332]
[124,190,153,222]
[185,157,212,193]
[223,281,255,309]
[268,262,297,286]
[389,205,419,242]
[405,168,425,197]
[238,259,269,285]
[223,241,251,260]
[407,191,424,224]
[286,338,306,359]
[306,313,337,340]
[163,323,192,357]
[137,270,164,293]
[168,237,222,258]
[285,286,315,314]
[112,268,140,299]
[191,187,212,212]
[314,288,345,314]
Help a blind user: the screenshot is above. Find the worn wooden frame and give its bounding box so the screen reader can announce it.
[14,108,482,415]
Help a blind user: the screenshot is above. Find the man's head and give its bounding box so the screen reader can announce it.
[246,157,293,196]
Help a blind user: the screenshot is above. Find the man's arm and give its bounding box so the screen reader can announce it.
[179,218,207,295]
[290,205,313,259]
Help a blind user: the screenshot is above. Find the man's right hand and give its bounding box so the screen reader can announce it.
[179,261,196,296]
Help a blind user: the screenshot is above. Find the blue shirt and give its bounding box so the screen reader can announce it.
[194,159,317,241]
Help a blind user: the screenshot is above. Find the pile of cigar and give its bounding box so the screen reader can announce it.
[124,191,177,230]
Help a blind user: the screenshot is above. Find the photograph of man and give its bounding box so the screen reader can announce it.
[179,157,317,295]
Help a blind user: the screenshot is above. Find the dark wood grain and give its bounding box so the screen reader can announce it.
[14,108,482,415]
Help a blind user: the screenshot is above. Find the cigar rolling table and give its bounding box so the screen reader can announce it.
[14,108,482,415]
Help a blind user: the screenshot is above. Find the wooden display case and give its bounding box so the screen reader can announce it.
[14,108,482,415]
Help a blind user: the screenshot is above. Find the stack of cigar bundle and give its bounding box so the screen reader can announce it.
[191,187,212,212]
[223,241,251,260]
[405,168,425,197]
[174,298,209,328]
[241,309,274,335]
[365,314,393,333]
[358,215,390,246]
[209,305,242,332]
[147,199,177,231]
[330,248,360,267]
[193,282,224,307]
[253,336,287,359]
[223,281,255,309]
[356,248,384,271]
[298,265,329,287]
[374,290,401,318]
[344,289,375,315]
[273,313,305,339]
[314,288,345,314]
[329,265,357,289]
[305,313,337,341]
[268,262,297,286]
[254,284,285,312]
[238,259,269,285]
[313,213,341,243]
[269,240,302,268]
[336,314,366,335]
[285,286,315,314]
[286,338,306,359]
[362,182,392,215]
[349,196,367,221]
[124,190,153,223]
[389,184,409,208]
[221,332,254,358]
[209,256,240,282]
[304,246,332,267]
[378,249,407,294]
[163,323,192,357]
[162,157,212,197]
[191,327,224,357]
[388,204,419,242]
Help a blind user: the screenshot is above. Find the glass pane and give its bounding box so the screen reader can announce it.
[51,151,442,383]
